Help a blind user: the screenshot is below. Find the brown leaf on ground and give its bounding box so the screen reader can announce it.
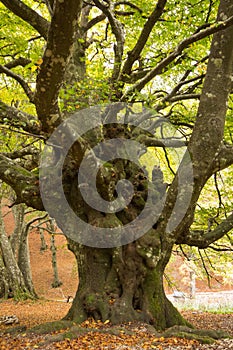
[0,300,232,349]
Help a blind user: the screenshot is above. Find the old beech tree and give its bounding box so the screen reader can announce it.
[0,0,233,329]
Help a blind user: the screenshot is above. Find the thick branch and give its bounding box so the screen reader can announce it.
[1,145,39,160]
[34,0,82,134]
[0,65,34,102]
[165,1,233,244]
[122,15,233,99]
[120,0,167,78]
[178,212,233,248]
[0,100,40,134]
[0,0,49,39]
[188,2,233,184]
[211,143,233,173]
[0,154,43,210]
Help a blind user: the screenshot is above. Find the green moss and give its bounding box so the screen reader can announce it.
[168,332,215,344]
[28,320,74,334]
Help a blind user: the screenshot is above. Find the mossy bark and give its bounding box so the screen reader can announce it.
[62,154,191,330]
[64,236,191,330]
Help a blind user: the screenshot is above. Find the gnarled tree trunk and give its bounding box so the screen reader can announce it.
[65,238,189,329]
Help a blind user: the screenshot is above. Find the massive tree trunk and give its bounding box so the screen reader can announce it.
[65,238,189,329]
[63,0,233,329]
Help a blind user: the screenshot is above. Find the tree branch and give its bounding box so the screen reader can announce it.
[34,0,82,134]
[115,1,143,14]
[0,154,43,210]
[84,13,106,32]
[122,15,233,99]
[4,57,31,69]
[135,135,187,148]
[178,212,233,248]
[211,143,233,173]
[44,0,54,16]
[120,0,167,79]
[0,100,40,134]
[1,145,39,160]
[157,72,205,107]
[93,0,125,82]
[0,0,49,39]
[0,65,34,102]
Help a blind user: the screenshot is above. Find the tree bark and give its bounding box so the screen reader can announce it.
[17,222,37,297]
[0,203,29,298]
[50,232,62,288]
[64,233,190,329]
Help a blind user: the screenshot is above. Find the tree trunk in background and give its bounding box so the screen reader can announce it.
[0,198,36,299]
[50,233,62,288]
[39,228,48,252]
[10,204,24,255]
[0,204,28,298]
[17,221,37,297]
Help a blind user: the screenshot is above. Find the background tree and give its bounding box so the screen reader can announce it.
[0,184,46,299]
[0,0,233,330]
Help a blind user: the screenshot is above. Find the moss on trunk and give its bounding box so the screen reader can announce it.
[64,239,192,330]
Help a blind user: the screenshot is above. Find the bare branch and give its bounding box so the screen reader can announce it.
[0,65,34,102]
[122,15,233,99]
[34,0,82,134]
[0,0,49,39]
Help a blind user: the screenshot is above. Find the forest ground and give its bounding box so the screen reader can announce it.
[0,224,232,349]
[0,299,232,349]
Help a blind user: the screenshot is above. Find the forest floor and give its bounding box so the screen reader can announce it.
[0,299,232,349]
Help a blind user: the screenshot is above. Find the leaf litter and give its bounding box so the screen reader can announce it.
[0,300,232,349]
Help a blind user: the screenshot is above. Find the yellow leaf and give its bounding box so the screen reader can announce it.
[36,58,43,65]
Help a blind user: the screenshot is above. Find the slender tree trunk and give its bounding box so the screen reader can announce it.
[0,202,29,298]
[10,204,24,255]
[0,193,36,299]
[17,223,37,297]
[39,227,48,252]
[50,233,62,288]
[0,253,9,298]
